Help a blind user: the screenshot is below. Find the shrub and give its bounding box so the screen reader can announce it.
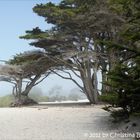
[99,93,118,106]
[0,95,14,107]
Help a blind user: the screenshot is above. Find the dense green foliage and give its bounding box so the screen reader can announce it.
[99,94,118,106]
[104,0,140,114]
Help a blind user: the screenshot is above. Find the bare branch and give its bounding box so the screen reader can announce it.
[51,69,84,91]
[70,69,81,79]
[34,72,50,86]
[44,54,80,71]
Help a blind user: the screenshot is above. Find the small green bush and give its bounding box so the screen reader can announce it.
[99,93,118,106]
[29,94,48,102]
[0,95,14,107]
[38,96,48,102]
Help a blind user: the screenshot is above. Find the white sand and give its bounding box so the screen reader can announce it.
[0,105,138,140]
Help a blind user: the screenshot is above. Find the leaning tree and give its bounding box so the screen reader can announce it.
[0,50,57,106]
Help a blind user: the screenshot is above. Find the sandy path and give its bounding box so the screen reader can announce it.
[0,105,135,140]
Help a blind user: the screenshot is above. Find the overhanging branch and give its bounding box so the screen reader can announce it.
[51,69,84,92]
[34,72,51,86]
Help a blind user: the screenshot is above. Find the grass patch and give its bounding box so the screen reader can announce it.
[0,95,14,107]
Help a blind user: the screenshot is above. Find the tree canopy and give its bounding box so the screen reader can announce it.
[0,0,139,110]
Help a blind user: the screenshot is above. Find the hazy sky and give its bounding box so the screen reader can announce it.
[0,0,58,61]
[0,0,85,96]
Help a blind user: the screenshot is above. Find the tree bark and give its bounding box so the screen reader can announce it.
[11,94,37,107]
[92,67,98,102]
[84,78,98,104]
[80,69,98,104]
[11,75,41,107]
[22,75,41,96]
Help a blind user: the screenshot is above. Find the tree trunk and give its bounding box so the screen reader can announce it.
[92,66,99,97]
[22,75,41,96]
[11,75,41,107]
[101,70,108,94]
[80,69,98,104]
[11,94,37,107]
[16,77,22,98]
[85,79,98,104]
